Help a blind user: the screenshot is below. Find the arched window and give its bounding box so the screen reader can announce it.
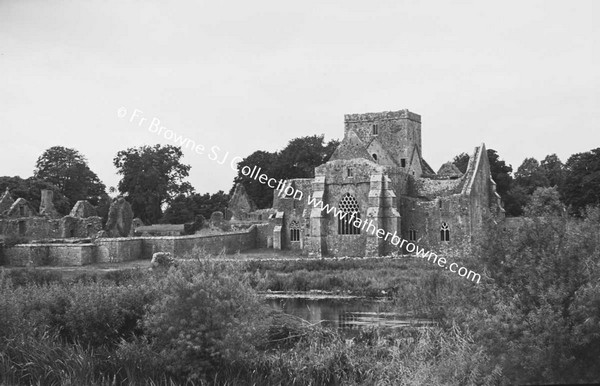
[409,228,417,241]
[440,222,450,242]
[372,153,378,161]
[338,193,361,235]
[290,220,301,242]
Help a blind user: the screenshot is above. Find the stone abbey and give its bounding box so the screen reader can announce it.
[262,108,506,257]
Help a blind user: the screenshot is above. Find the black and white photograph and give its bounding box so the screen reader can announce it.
[0,0,598,384]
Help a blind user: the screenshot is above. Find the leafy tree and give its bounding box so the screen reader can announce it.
[113,145,193,224]
[161,194,197,224]
[193,190,229,219]
[0,176,71,215]
[33,146,106,207]
[231,151,278,209]
[143,260,264,382]
[514,157,550,194]
[276,135,339,179]
[503,184,529,217]
[524,186,565,217]
[452,205,600,384]
[161,190,230,224]
[231,135,339,208]
[540,154,565,189]
[487,149,513,199]
[452,152,470,174]
[560,148,600,215]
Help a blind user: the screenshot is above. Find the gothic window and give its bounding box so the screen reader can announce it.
[440,222,450,242]
[409,228,417,241]
[290,220,301,242]
[338,193,361,235]
[347,168,353,177]
[372,124,378,135]
[401,158,406,168]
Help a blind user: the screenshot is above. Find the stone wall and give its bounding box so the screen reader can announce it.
[344,109,422,175]
[4,243,96,266]
[1,224,260,267]
[0,216,102,241]
[95,237,143,263]
[142,226,257,258]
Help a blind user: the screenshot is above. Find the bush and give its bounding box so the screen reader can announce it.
[142,260,267,382]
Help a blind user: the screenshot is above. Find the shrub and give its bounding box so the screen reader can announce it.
[142,260,267,382]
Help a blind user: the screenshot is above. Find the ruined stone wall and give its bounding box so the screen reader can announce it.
[462,144,505,236]
[141,226,257,259]
[95,237,142,263]
[0,218,62,240]
[0,216,101,240]
[4,243,96,266]
[399,195,471,252]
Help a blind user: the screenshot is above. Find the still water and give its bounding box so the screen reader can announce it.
[265,294,434,330]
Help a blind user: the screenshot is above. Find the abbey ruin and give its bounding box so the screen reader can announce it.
[0,108,505,265]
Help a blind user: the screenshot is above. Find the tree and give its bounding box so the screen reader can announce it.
[113,145,193,224]
[276,135,339,179]
[503,184,529,217]
[231,150,278,209]
[231,135,339,208]
[561,148,600,215]
[452,152,470,174]
[34,146,106,207]
[540,154,566,189]
[514,157,549,195]
[487,149,513,199]
[0,176,71,215]
[161,190,230,224]
[524,186,565,217]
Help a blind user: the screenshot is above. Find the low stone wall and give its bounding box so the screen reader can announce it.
[2,224,261,266]
[4,243,96,266]
[142,225,257,259]
[95,237,143,263]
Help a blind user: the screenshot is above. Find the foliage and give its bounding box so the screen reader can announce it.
[161,190,229,224]
[452,152,470,174]
[113,144,193,224]
[231,150,279,209]
[0,176,71,215]
[561,147,600,215]
[232,135,339,208]
[540,153,566,188]
[33,146,107,207]
[487,149,513,199]
[514,157,550,194]
[449,205,600,384]
[141,260,267,382]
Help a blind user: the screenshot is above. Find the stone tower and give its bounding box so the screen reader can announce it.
[343,109,423,177]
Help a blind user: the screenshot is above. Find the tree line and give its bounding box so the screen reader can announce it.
[453,148,600,216]
[1,139,598,225]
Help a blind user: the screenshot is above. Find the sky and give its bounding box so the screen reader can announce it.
[1,0,598,195]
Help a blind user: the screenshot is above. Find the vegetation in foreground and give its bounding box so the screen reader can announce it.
[1,193,599,385]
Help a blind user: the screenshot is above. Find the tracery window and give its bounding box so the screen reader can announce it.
[440,222,450,242]
[338,193,361,235]
[290,220,301,242]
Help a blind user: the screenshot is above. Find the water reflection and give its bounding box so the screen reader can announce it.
[266,296,434,330]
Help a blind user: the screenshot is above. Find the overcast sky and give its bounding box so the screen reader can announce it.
[1,0,597,195]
